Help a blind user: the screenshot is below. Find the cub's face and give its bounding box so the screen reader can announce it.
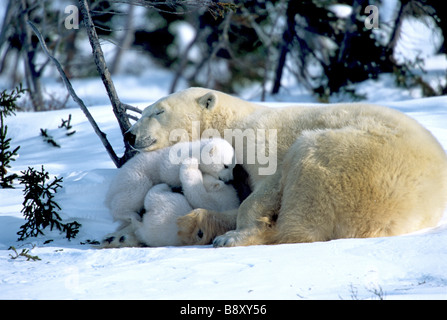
[200,161,235,183]
[198,140,236,183]
[126,88,219,152]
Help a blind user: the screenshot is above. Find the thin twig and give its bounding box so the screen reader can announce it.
[27,20,121,168]
[127,114,139,121]
[123,103,143,114]
[123,103,142,121]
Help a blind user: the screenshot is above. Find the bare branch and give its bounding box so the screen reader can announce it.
[110,0,211,10]
[78,0,138,166]
[127,114,139,121]
[109,0,236,18]
[78,0,130,134]
[123,103,143,114]
[27,20,122,168]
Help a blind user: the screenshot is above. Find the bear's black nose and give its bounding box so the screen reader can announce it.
[124,131,136,147]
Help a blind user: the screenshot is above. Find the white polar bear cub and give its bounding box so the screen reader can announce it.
[104,138,236,224]
[130,157,240,247]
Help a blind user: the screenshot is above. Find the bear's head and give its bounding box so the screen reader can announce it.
[125,87,261,152]
[126,88,223,152]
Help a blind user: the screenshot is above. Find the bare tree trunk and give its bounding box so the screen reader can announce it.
[188,11,233,89]
[272,1,296,95]
[63,32,78,79]
[19,0,45,111]
[0,0,13,49]
[110,4,135,74]
[78,0,136,166]
[386,0,410,65]
[170,27,202,94]
[336,0,368,64]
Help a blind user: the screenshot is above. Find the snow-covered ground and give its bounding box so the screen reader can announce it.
[1,2,447,299]
[1,67,447,300]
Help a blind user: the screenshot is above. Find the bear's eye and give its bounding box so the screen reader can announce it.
[155,109,164,116]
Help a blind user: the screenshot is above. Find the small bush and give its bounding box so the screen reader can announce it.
[0,84,25,188]
[17,166,81,241]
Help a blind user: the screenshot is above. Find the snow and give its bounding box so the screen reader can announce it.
[328,4,352,19]
[1,71,446,300]
[1,13,447,301]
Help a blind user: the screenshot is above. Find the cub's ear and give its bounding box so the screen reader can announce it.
[208,145,217,157]
[198,92,218,110]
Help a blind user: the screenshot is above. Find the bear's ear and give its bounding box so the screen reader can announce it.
[198,92,218,110]
[208,145,217,157]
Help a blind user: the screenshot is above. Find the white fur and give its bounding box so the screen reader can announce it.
[101,139,239,248]
[126,88,447,247]
[104,138,236,223]
[131,161,239,247]
[132,184,192,247]
[179,157,240,212]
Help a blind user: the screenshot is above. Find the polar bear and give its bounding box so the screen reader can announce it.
[104,138,236,224]
[102,158,240,247]
[124,87,447,247]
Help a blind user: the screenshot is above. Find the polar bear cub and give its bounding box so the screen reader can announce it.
[130,158,240,247]
[105,138,236,224]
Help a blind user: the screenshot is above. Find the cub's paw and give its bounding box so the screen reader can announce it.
[202,174,225,192]
[99,225,142,248]
[181,157,199,169]
[177,208,213,246]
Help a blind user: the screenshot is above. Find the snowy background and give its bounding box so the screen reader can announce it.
[1,2,447,300]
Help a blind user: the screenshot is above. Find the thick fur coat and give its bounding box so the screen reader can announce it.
[104,138,236,223]
[125,87,447,247]
[102,138,239,247]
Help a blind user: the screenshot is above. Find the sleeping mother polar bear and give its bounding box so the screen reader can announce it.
[124,87,447,247]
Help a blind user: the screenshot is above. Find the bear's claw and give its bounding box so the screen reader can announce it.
[99,225,141,248]
[213,231,242,247]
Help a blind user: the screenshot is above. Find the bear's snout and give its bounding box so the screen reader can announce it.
[125,131,136,147]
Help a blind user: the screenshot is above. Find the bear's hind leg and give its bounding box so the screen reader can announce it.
[213,171,282,247]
